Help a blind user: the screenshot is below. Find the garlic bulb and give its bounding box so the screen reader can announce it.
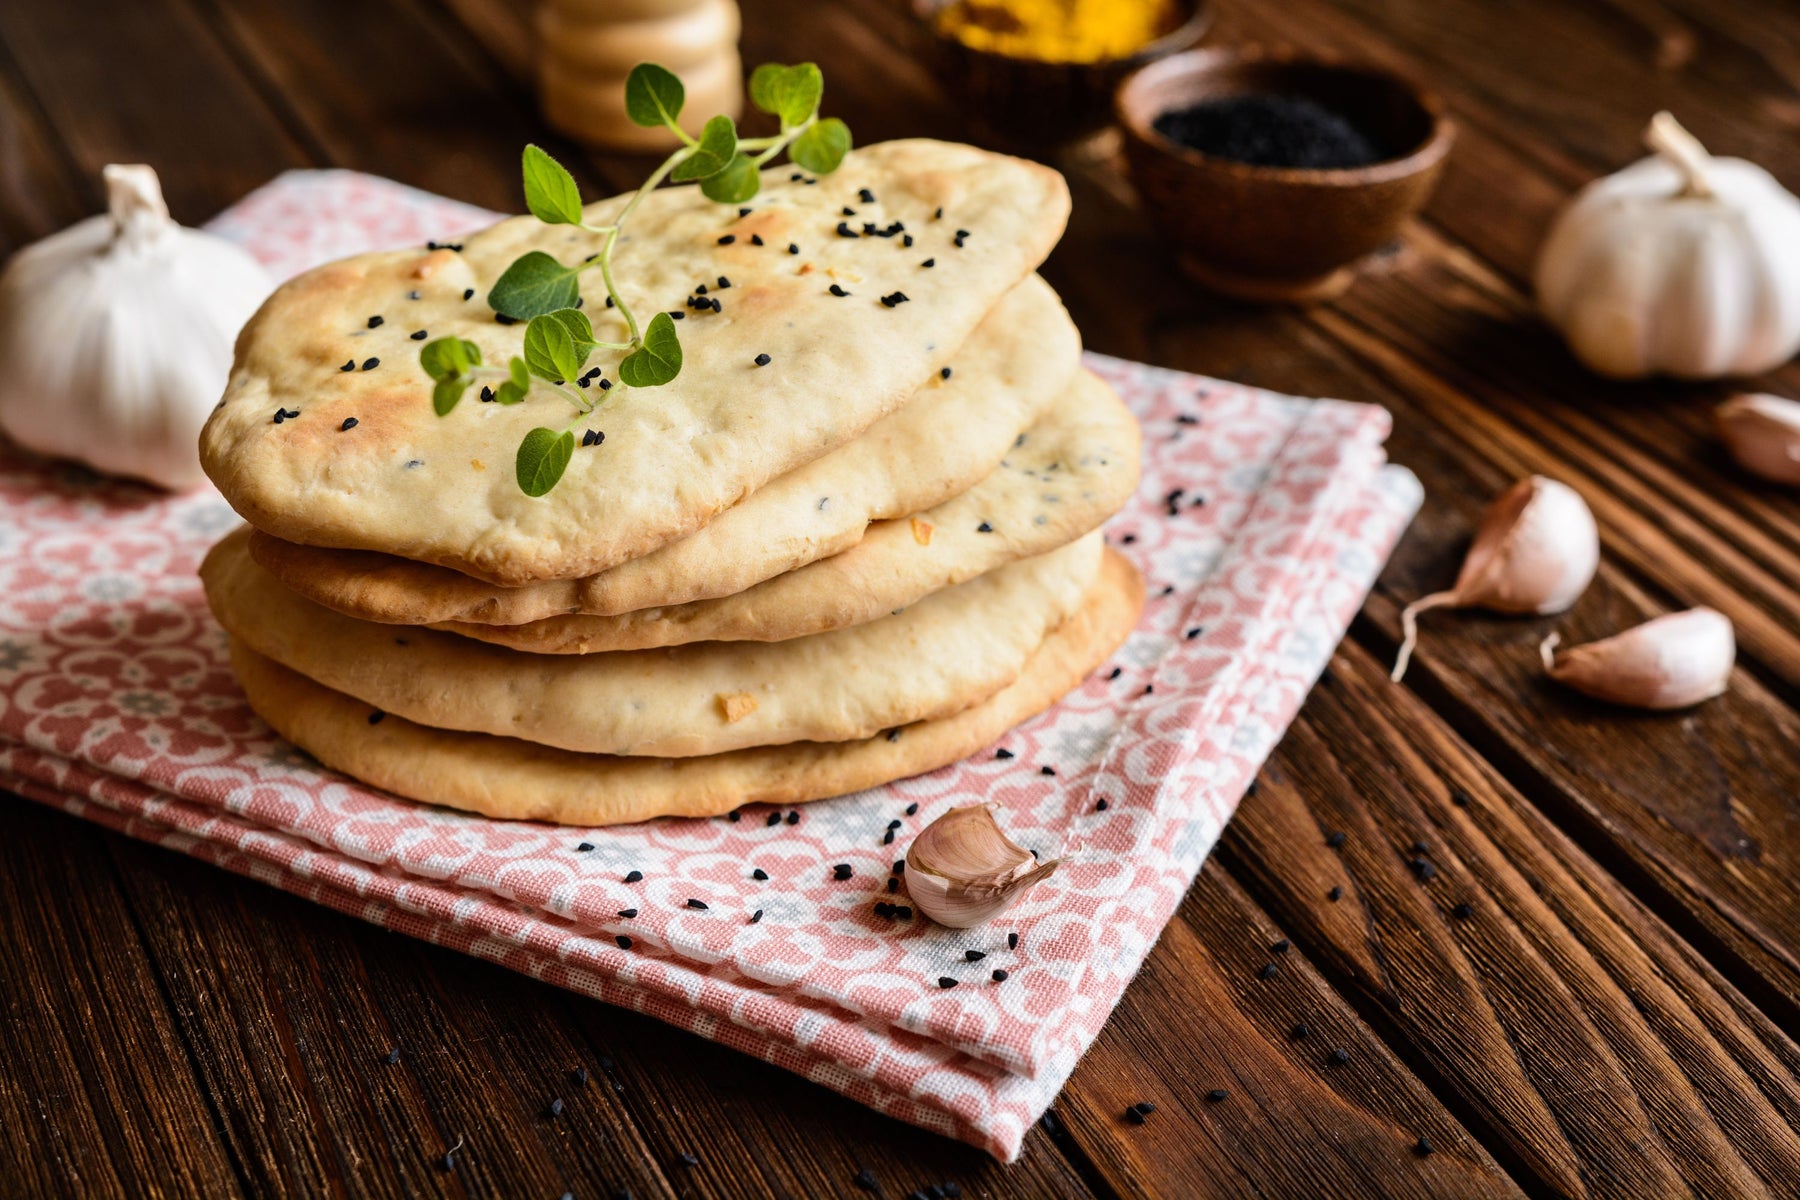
[1536,112,1800,380]
[904,803,1059,929]
[1391,476,1599,682]
[0,164,272,488]
[1716,393,1800,485]
[1541,608,1734,709]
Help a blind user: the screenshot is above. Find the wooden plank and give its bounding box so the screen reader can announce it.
[1056,864,1521,1199]
[0,803,246,1197]
[0,38,88,255]
[1220,638,1800,1198]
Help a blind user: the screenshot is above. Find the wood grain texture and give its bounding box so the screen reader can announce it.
[5,0,1800,1194]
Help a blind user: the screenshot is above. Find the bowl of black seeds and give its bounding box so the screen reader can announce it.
[1116,47,1454,302]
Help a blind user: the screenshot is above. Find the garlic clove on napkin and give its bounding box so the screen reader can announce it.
[1540,608,1734,709]
[1716,393,1800,485]
[1391,476,1599,682]
[905,803,1059,929]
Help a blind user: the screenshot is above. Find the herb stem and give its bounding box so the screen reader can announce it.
[594,146,687,345]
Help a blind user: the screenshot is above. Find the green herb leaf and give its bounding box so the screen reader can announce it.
[432,377,470,416]
[522,310,592,383]
[791,117,851,175]
[494,357,530,405]
[700,152,761,204]
[624,63,685,129]
[419,336,481,381]
[516,427,575,497]
[489,251,583,319]
[521,144,584,225]
[749,62,822,127]
[618,311,683,387]
[671,114,738,182]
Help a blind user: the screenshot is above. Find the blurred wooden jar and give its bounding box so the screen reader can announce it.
[539,0,742,152]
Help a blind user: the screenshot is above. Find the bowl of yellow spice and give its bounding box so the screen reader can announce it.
[918,0,1212,147]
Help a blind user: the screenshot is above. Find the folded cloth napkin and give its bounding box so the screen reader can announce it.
[0,171,1421,1160]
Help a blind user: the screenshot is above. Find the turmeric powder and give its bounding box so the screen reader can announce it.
[933,0,1181,65]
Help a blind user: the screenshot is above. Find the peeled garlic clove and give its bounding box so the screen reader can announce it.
[1716,393,1800,485]
[1392,476,1599,681]
[1541,608,1734,709]
[904,803,1059,929]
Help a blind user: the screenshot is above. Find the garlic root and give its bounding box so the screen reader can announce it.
[1541,608,1734,709]
[904,802,1059,928]
[1716,393,1800,485]
[1392,477,1599,682]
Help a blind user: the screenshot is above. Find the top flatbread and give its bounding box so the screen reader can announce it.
[247,275,1081,625]
[202,139,1070,585]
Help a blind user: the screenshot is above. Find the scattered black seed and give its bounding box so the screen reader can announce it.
[1271,938,1290,954]
[409,329,428,340]
[1095,798,1109,812]
[996,748,1015,760]
[685,898,708,910]
[496,313,518,325]
[1155,93,1384,169]
[1177,413,1200,424]
[739,206,753,216]
[964,950,986,962]
[615,934,632,949]
[1008,932,1019,950]
[1451,787,1472,807]
[1124,1104,1150,1124]
[767,812,782,827]
[829,284,850,297]
[837,221,859,238]
[977,521,993,533]
[581,429,605,447]
[670,311,685,319]
[750,909,764,924]
[893,906,913,919]
[677,1153,700,1167]
[696,284,708,296]
[944,1183,962,1198]
[717,234,736,245]
[855,1167,878,1192]
[1411,859,1438,882]
[1258,962,1279,980]
[1326,830,1347,848]
[886,877,899,893]
[883,830,896,845]
[752,868,768,881]
[1414,1136,1435,1157]
[1206,1088,1229,1102]
[858,188,875,203]
[862,222,877,235]
[833,864,854,881]
[383,1045,401,1065]
[905,803,918,816]
[880,291,909,307]
[1331,1048,1351,1064]
[920,258,935,268]
[941,366,953,380]
[792,172,804,181]
[367,315,384,328]
[1144,685,1155,695]
[874,901,893,918]
[937,977,958,989]
[605,296,614,307]
[1040,765,1056,777]
[1109,667,1122,680]
[750,233,764,246]
[1411,840,1429,854]
[480,385,495,402]
[1121,533,1137,544]
[1328,885,1343,901]
[463,288,475,300]
[1291,1022,1310,1040]
[546,1097,565,1118]
[717,276,731,289]
[340,359,355,371]
[754,353,771,366]
[368,711,385,725]
[1186,627,1203,639]
[842,205,857,217]
[786,811,801,825]
[788,242,800,254]
[991,969,1009,982]
[953,230,969,247]
[892,860,905,876]
[576,841,595,852]
[624,870,643,883]
[1452,902,1474,919]
[361,357,380,371]
[570,1066,589,1087]
[1161,585,1175,596]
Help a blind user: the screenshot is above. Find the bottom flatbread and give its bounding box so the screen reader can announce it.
[228,548,1144,826]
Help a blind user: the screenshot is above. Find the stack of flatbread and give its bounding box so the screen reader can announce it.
[198,139,1143,827]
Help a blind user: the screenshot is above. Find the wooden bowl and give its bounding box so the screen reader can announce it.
[914,0,1212,149]
[1116,47,1454,302]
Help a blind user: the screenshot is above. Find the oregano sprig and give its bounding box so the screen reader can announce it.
[420,61,852,497]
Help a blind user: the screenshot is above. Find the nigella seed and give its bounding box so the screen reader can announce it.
[1095,798,1109,811]
[1008,932,1019,950]
[941,366,953,380]
[842,205,857,217]
[739,207,753,216]
[829,284,850,297]
[837,222,859,238]
[1109,667,1122,679]
[686,898,708,910]
[903,234,914,247]
[786,811,801,825]
[767,812,781,827]
[1411,859,1438,881]
[480,386,495,402]
[1331,1048,1351,1064]
[887,877,899,893]
[717,275,731,289]
[615,934,632,949]
[750,234,764,246]
[977,522,993,533]
[1415,1136,1434,1157]
[570,1066,589,1087]
[1451,787,1472,807]
[367,315,383,328]
[1452,902,1474,919]
[383,1045,401,1065]
[788,243,800,254]
[888,819,903,830]
[880,291,910,308]
[905,803,918,816]
[576,841,595,852]
[696,284,708,296]
[996,748,1014,759]
[920,258,935,268]
[678,1153,699,1167]
[336,416,357,430]
[874,901,892,918]
[964,950,985,962]
[409,329,427,340]
[750,909,764,924]
[752,868,768,881]
[618,908,637,918]
[938,977,958,989]
[495,313,517,324]
[892,860,905,875]
[1411,840,1429,854]
[1040,766,1056,777]
[832,864,853,881]
[1328,886,1343,901]
[340,359,355,371]
[862,222,877,235]
[893,906,913,918]
[463,288,474,300]
[546,1097,565,1118]
[1206,1089,1229,1102]
[717,234,736,245]
[1144,685,1155,694]
[624,870,643,883]
[670,311,686,319]
[1187,628,1202,639]
[361,357,379,371]
[991,969,1008,982]
[368,711,385,725]
[858,188,875,203]
[1258,963,1279,980]
[1291,1022,1310,1040]
[1326,831,1347,848]
[754,353,771,366]
[883,830,895,844]
[1271,939,1290,954]
[855,1167,878,1192]
[934,206,944,220]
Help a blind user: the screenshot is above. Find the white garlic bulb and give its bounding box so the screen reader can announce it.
[0,164,272,489]
[1536,112,1800,380]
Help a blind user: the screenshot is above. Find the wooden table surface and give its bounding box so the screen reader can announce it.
[5,0,1800,1196]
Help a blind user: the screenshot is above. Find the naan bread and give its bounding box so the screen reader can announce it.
[202,139,1070,584]
[444,370,1139,652]
[247,275,1082,626]
[202,527,1103,758]
[226,549,1142,825]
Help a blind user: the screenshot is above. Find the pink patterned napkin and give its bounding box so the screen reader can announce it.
[0,171,1420,1160]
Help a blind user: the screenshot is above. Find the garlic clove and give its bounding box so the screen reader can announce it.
[1392,476,1599,682]
[904,803,1059,929]
[1540,608,1734,709]
[1716,393,1800,485]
